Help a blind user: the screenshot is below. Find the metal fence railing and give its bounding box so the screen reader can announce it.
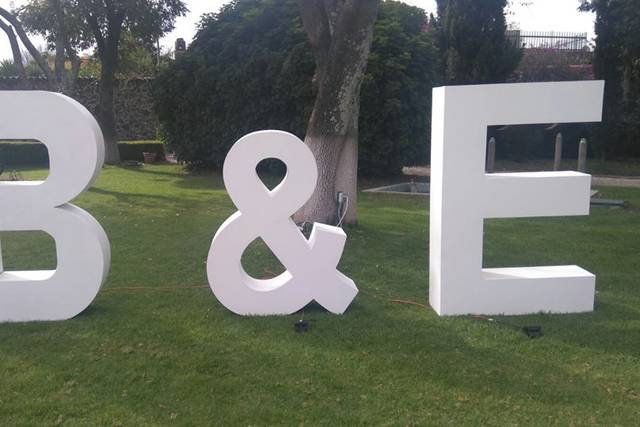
[507,30,589,51]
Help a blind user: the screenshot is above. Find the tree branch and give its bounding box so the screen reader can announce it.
[0,18,27,82]
[0,6,54,87]
[52,0,66,88]
[64,37,81,90]
[86,13,106,57]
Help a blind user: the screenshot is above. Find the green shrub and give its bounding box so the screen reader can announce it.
[0,141,49,167]
[359,2,440,173]
[488,123,594,162]
[0,141,165,167]
[155,0,440,176]
[155,0,313,171]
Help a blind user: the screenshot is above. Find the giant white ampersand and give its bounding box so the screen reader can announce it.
[429,81,604,316]
[0,91,110,322]
[207,130,358,315]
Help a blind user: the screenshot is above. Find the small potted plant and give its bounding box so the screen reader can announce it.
[142,151,157,164]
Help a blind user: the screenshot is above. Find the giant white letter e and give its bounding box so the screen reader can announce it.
[429,81,604,316]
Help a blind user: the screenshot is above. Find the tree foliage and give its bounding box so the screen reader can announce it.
[0,56,45,78]
[20,1,164,79]
[581,0,640,157]
[511,49,594,82]
[434,0,521,84]
[12,0,186,163]
[0,5,62,87]
[20,0,93,54]
[156,0,313,169]
[360,1,439,173]
[77,0,187,163]
[155,0,439,175]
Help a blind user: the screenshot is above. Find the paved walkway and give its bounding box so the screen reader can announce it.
[402,167,640,189]
[592,176,640,188]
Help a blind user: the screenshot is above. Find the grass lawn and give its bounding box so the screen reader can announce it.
[1,165,639,425]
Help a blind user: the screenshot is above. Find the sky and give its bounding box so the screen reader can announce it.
[0,0,595,61]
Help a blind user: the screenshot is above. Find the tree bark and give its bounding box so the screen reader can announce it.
[67,45,81,93]
[87,10,124,164]
[0,19,26,82]
[295,0,378,226]
[53,0,65,91]
[99,52,120,164]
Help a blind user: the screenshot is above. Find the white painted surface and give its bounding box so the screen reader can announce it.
[207,130,358,315]
[0,91,110,322]
[429,81,604,316]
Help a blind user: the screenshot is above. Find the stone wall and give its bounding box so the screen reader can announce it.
[0,77,158,141]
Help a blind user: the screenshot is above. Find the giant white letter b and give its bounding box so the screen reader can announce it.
[0,91,110,322]
[429,81,604,316]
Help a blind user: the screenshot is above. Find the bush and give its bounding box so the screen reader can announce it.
[510,49,594,82]
[0,141,49,167]
[155,0,440,176]
[0,141,165,167]
[155,0,313,171]
[359,2,439,174]
[488,123,594,162]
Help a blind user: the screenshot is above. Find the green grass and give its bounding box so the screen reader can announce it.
[1,165,639,425]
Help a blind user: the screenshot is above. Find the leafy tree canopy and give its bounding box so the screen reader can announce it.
[0,56,44,77]
[20,0,186,46]
[19,0,184,77]
[19,0,92,53]
[434,0,521,84]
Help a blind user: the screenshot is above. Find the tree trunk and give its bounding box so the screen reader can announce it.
[54,26,65,91]
[88,10,124,164]
[67,52,81,93]
[99,56,121,164]
[295,0,378,226]
[335,120,358,224]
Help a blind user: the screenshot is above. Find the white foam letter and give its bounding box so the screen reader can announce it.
[0,91,110,322]
[429,81,604,315]
[207,130,357,315]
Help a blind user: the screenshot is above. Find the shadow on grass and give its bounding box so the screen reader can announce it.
[74,302,116,320]
[0,283,627,423]
[119,165,188,178]
[550,300,640,358]
[87,187,222,210]
[236,299,608,409]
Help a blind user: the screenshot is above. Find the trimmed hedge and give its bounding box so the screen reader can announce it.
[0,141,48,166]
[0,141,165,167]
[487,123,593,162]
